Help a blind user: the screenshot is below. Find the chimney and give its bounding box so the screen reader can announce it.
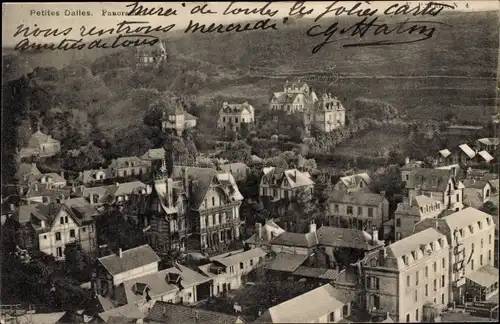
[405,157,410,165]
[118,248,123,258]
[309,221,317,233]
[386,312,390,319]
[40,220,46,228]
[60,171,65,179]
[256,222,263,240]
[372,228,379,243]
[409,194,413,207]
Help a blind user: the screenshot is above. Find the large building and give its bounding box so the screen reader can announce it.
[334,172,373,194]
[5,198,98,260]
[269,80,318,113]
[405,168,464,212]
[328,190,389,234]
[259,167,314,202]
[161,104,198,136]
[19,125,61,159]
[414,207,497,304]
[217,101,255,132]
[141,166,244,254]
[305,93,346,133]
[358,227,451,322]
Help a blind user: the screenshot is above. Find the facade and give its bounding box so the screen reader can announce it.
[161,105,198,135]
[244,221,286,251]
[414,208,497,304]
[259,167,314,202]
[198,248,268,296]
[92,245,161,299]
[7,198,98,260]
[305,93,346,133]
[108,156,151,179]
[19,126,61,159]
[360,228,450,323]
[406,168,464,212]
[394,195,444,241]
[463,179,493,209]
[217,102,255,132]
[328,190,389,233]
[334,172,373,193]
[141,166,243,254]
[269,80,318,113]
[256,283,354,323]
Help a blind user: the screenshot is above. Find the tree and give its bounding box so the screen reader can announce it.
[286,187,321,232]
[352,98,399,122]
[219,140,252,163]
[479,201,498,216]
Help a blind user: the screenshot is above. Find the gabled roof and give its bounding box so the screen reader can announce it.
[146,301,242,324]
[98,303,145,323]
[329,190,385,207]
[440,207,493,232]
[438,149,452,158]
[103,181,148,201]
[316,226,383,250]
[219,163,249,176]
[261,168,314,188]
[80,168,113,184]
[458,144,476,159]
[16,163,41,180]
[265,253,308,273]
[269,231,318,248]
[141,148,166,161]
[387,227,444,259]
[477,150,494,162]
[184,112,198,121]
[257,283,354,323]
[98,245,160,276]
[211,248,267,267]
[406,168,454,192]
[463,179,491,190]
[220,102,254,114]
[477,138,500,146]
[338,172,372,189]
[109,156,150,169]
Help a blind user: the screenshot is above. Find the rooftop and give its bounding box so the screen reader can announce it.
[145,301,242,324]
[98,245,160,276]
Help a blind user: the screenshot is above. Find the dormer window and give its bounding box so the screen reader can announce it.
[468,225,474,234]
[411,251,416,260]
[430,242,435,251]
[486,218,491,226]
[459,229,464,238]
[420,207,424,214]
[477,221,482,230]
[402,255,408,266]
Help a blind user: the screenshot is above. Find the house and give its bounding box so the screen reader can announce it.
[329,190,389,233]
[433,149,452,167]
[394,195,444,241]
[477,137,500,151]
[269,80,318,113]
[5,198,98,259]
[16,163,42,184]
[415,208,497,303]
[453,144,477,165]
[140,148,167,173]
[79,168,114,185]
[108,157,151,179]
[92,245,161,300]
[259,167,314,202]
[256,283,354,323]
[466,168,499,181]
[161,104,197,135]
[136,40,167,67]
[463,179,493,209]
[401,158,424,183]
[304,93,346,133]
[217,101,255,132]
[113,262,212,307]
[20,182,72,205]
[244,221,286,251]
[198,248,268,296]
[359,228,450,322]
[334,172,373,193]
[405,168,465,212]
[18,125,61,159]
[218,163,250,182]
[267,223,384,272]
[144,301,244,324]
[84,182,150,207]
[474,150,495,164]
[141,166,243,254]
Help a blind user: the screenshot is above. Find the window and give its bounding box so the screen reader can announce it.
[212,197,215,206]
[82,227,86,233]
[433,279,437,291]
[441,275,445,287]
[334,204,339,213]
[406,314,410,323]
[273,189,277,197]
[489,234,492,245]
[250,259,253,266]
[481,239,484,248]
[416,309,419,322]
[240,262,244,270]
[396,232,402,240]
[416,271,419,285]
[407,275,410,287]
[357,206,363,216]
[396,219,401,227]
[57,247,63,257]
[347,206,353,215]
[414,290,418,302]
[56,232,61,241]
[480,254,483,266]
[60,217,64,224]
[442,293,445,304]
[425,266,428,277]
[406,174,409,181]
[433,261,437,272]
[368,208,374,217]
[489,250,492,261]
[442,257,446,269]
[90,225,94,233]
[70,229,75,238]
[329,312,335,322]
[472,243,475,250]
[43,235,47,239]
[223,117,226,122]
[425,284,429,296]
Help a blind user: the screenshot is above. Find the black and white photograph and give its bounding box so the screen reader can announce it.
[1,1,499,323]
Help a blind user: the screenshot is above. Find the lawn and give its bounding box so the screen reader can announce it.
[333,125,409,158]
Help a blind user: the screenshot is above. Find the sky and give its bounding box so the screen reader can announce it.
[2,1,499,47]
